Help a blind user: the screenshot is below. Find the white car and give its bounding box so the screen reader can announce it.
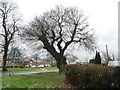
[45,64,51,67]
[37,65,44,68]
[31,65,36,68]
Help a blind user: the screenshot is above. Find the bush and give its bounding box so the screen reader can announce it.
[65,64,120,88]
[112,67,120,87]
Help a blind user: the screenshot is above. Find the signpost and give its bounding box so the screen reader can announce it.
[10,48,16,86]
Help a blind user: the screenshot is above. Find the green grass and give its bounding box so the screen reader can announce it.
[2,72,64,88]
[7,67,43,72]
[42,67,58,70]
[39,71,59,75]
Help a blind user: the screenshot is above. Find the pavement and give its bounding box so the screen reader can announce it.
[0,69,58,76]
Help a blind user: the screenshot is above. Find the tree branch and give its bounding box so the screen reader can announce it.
[63,23,78,52]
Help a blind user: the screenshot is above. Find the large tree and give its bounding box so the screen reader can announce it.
[23,6,96,73]
[0,1,21,71]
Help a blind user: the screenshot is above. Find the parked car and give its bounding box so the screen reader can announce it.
[31,65,36,68]
[45,64,51,67]
[37,65,44,68]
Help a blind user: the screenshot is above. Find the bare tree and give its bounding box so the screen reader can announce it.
[0,1,21,71]
[46,52,56,66]
[65,54,79,64]
[101,51,113,65]
[23,6,96,73]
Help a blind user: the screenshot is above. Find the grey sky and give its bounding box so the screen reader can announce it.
[11,0,119,61]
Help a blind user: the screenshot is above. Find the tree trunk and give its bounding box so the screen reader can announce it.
[42,36,67,73]
[57,61,67,73]
[2,46,8,71]
[2,53,8,71]
[44,45,67,73]
[55,55,67,73]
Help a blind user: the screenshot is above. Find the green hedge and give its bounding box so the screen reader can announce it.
[65,64,120,88]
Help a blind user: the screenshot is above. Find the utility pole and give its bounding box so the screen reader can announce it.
[118,1,120,67]
[112,54,115,61]
[118,1,120,61]
[106,45,109,63]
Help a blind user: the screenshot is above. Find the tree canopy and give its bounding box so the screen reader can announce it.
[23,6,96,73]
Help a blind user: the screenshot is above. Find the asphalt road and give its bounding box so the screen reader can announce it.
[0,69,58,76]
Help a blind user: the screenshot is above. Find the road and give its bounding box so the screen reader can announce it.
[0,69,58,76]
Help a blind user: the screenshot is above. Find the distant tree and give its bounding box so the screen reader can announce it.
[101,51,113,65]
[95,51,101,64]
[32,53,39,67]
[9,47,22,60]
[46,52,56,66]
[65,54,78,64]
[23,6,96,73]
[0,1,21,71]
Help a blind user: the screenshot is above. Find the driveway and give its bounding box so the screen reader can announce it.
[0,69,58,76]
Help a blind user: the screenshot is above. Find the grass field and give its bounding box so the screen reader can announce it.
[2,71,65,88]
[43,67,58,70]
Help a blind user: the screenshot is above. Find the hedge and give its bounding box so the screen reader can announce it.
[64,64,120,89]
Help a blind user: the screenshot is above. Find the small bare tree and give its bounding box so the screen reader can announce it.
[0,1,21,71]
[23,6,96,73]
[65,54,79,64]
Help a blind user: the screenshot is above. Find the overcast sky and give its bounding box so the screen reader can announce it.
[11,0,119,61]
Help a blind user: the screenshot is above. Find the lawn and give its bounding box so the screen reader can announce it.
[2,71,65,89]
[7,67,43,72]
[42,67,58,71]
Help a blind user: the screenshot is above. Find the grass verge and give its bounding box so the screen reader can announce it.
[2,71,64,88]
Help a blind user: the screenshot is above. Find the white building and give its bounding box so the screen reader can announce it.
[108,61,120,67]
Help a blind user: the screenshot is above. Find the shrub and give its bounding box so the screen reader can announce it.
[65,64,120,88]
[112,66,120,87]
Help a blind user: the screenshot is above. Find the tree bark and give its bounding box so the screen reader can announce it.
[44,47,67,73]
[2,46,8,71]
[56,56,67,73]
[42,36,67,73]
